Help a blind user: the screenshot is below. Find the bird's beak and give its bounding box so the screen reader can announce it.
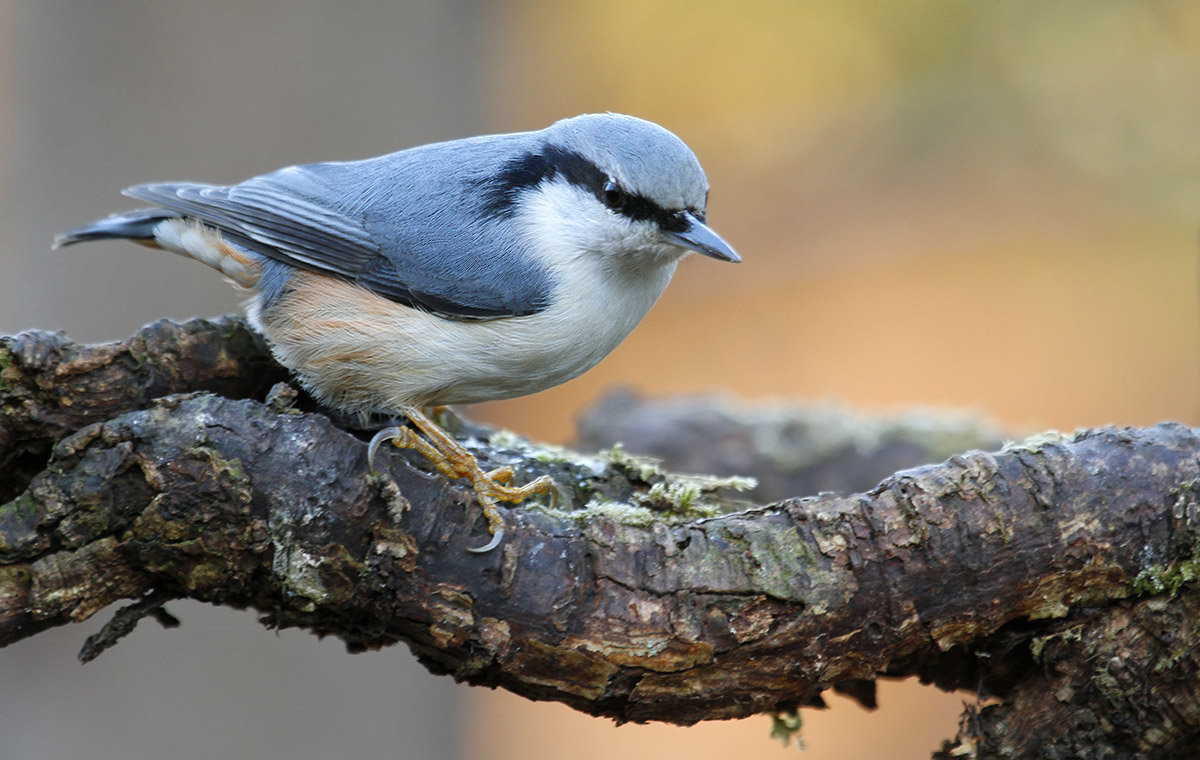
[665,212,741,263]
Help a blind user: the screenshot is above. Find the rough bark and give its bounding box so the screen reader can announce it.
[2,317,1199,759]
[0,316,287,503]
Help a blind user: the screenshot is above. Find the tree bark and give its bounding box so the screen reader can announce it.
[2,317,1198,758]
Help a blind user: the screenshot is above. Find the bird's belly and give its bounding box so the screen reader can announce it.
[252,265,673,415]
[417,262,674,404]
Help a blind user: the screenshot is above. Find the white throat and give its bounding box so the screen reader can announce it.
[506,179,684,381]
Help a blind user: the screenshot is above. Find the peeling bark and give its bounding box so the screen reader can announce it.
[2,317,1199,758]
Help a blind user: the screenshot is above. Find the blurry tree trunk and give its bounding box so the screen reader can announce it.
[2,317,1198,759]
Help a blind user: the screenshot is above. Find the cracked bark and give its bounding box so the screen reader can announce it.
[2,317,1199,759]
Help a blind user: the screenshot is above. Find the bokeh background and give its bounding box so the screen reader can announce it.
[2,1,1198,758]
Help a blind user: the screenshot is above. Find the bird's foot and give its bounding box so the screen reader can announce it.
[367,407,556,552]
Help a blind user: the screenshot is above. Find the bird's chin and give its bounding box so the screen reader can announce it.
[638,241,690,264]
[607,246,681,275]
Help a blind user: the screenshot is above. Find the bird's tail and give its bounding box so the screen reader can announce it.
[53,208,261,288]
[52,208,178,249]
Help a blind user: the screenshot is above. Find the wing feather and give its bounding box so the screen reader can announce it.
[126,177,377,278]
[123,137,553,319]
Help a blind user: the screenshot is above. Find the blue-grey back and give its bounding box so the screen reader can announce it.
[128,129,554,319]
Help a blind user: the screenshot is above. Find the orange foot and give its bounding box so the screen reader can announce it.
[368,406,556,552]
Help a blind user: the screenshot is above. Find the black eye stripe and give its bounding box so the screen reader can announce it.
[618,192,690,232]
[480,145,699,233]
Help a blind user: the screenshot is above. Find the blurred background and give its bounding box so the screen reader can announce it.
[1,1,1198,758]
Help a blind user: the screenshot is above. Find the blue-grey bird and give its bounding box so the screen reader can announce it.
[54,113,741,551]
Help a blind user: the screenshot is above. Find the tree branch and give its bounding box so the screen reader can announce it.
[0,316,286,503]
[2,318,1198,758]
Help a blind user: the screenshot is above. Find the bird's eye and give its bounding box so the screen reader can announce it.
[602,180,628,212]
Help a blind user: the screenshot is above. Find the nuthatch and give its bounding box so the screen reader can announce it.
[55,113,741,551]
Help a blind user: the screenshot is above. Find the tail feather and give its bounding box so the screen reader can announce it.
[52,208,177,249]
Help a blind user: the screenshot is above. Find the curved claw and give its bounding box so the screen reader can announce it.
[367,426,403,472]
[466,525,504,554]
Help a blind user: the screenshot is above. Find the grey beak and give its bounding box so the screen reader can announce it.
[666,212,741,263]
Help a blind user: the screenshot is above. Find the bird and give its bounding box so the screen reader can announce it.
[54,112,741,552]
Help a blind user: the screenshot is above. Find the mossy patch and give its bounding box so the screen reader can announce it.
[769,709,805,749]
[1002,430,1073,455]
[0,346,12,392]
[1131,551,1200,597]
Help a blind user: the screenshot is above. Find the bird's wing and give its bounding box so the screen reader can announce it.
[125,162,548,319]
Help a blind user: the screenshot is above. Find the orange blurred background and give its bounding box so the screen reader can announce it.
[1,2,1197,759]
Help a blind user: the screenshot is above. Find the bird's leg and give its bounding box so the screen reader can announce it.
[367,405,556,553]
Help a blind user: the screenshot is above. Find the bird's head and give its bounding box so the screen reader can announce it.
[486,113,740,268]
